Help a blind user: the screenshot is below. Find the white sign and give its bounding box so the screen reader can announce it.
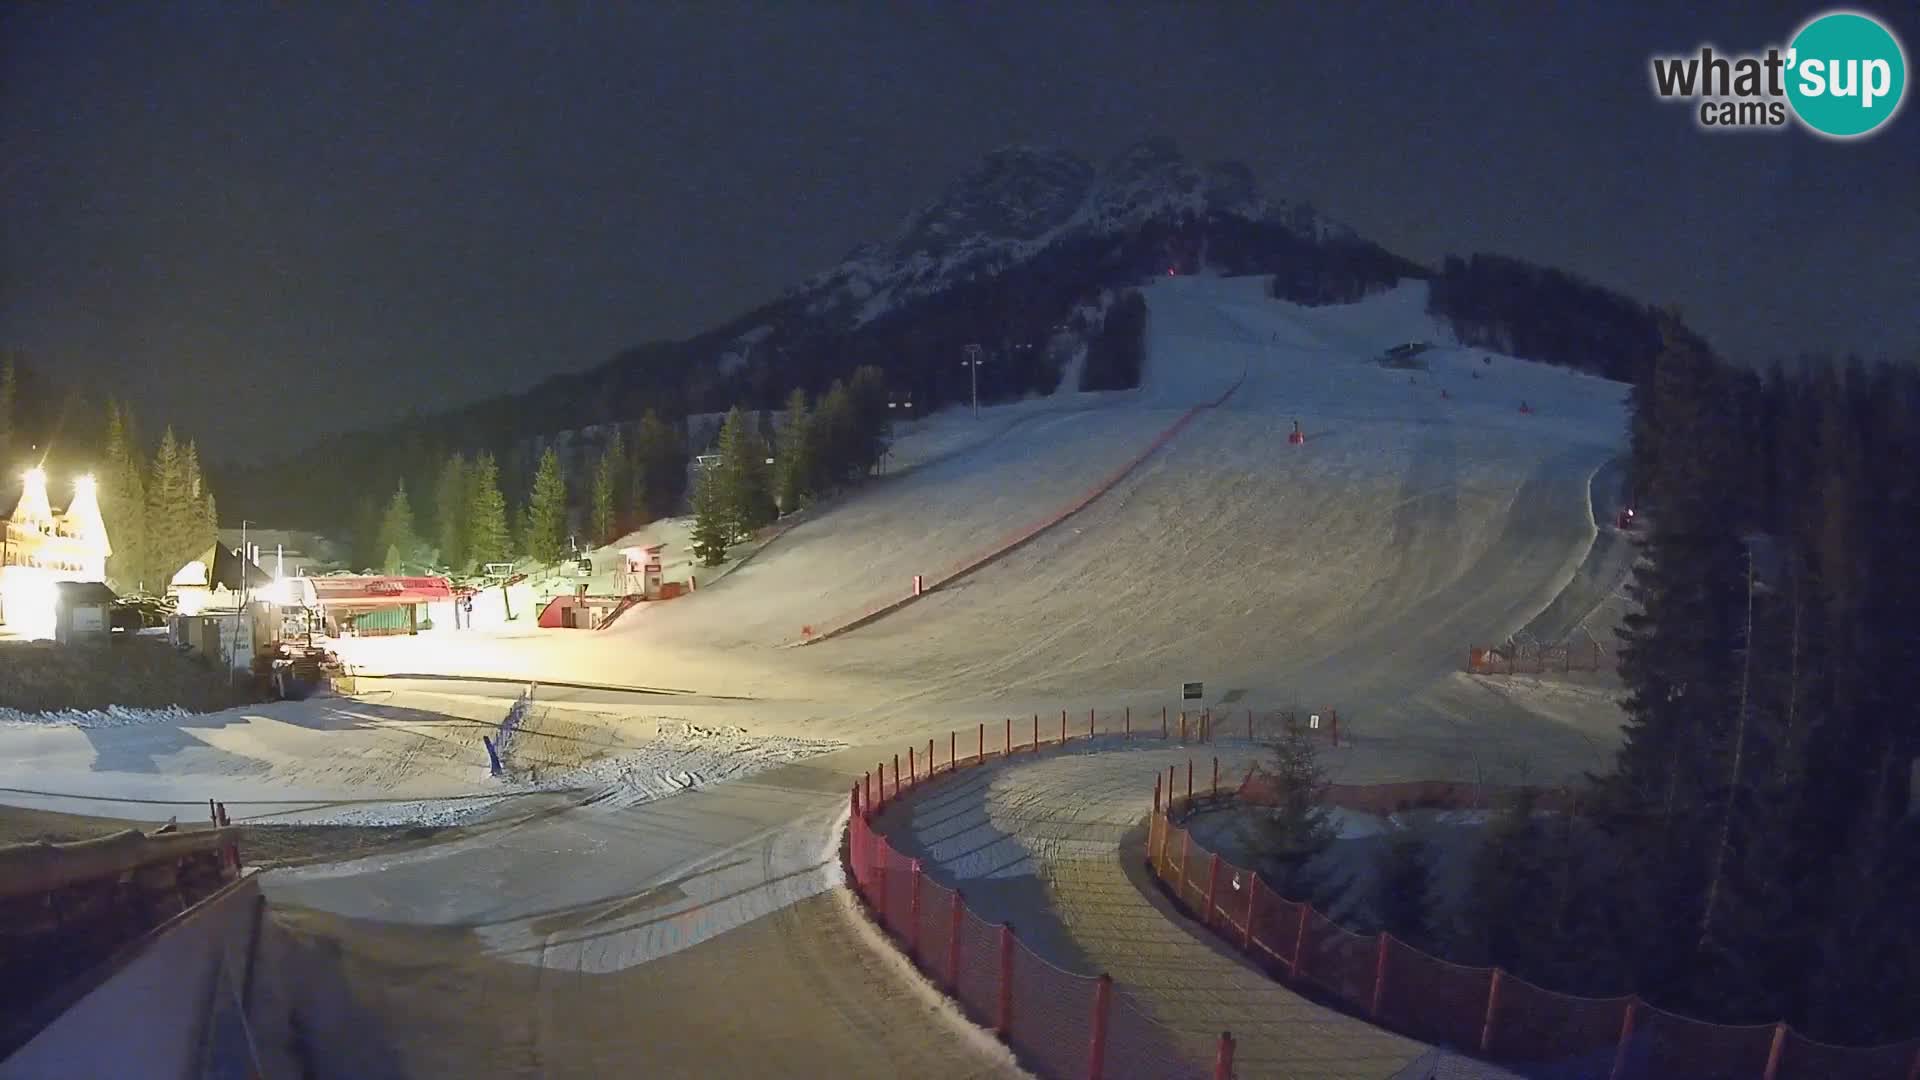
[72,607,106,635]
[1182,682,1204,701]
[1309,714,1321,730]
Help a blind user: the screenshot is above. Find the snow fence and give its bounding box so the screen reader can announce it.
[1148,774,1920,1080]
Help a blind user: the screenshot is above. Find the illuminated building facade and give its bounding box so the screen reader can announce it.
[0,469,112,638]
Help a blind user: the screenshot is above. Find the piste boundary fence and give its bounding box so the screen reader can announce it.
[845,708,1250,1079]
[802,365,1248,646]
[1147,773,1920,1080]
[842,703,1538,1080]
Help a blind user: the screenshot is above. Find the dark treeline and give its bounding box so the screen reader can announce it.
[1467,324,1920,1045]
[1426,253,1697,383]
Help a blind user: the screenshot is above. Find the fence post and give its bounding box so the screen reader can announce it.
[865,770,873,813]
[1178,829,1192,896]
[1153,774,1162,814]
[1370,933,1389,1019]
[997,923,1016,1039]
[1162,705,1168,737]
[1204,854,1222,928]
[1761,1022,1788,1080]
[851,782,861,821]
[1480,968,1504,1054]
[1032,714,1039,750]
[1168,766,1176,811]
[1212,1032,1235,1080]
[878,762,886,807]
[978,723,984,762]
[1125,706,1131,739]
[1292,902,1310,978]
[1180,710,1187,742]
[909,746,916,786]
[1005,717,1011,755]
[1187,760,1194,802]
[894,753,901,798]
[1089,707,1095,741]
[1608,998,1640,1080]
[1212,756,1219,797]
[1061,708,1067,745]
[948,888,965,992]
[946,733,952,773]
[1242,876,1258,951]
[1087,974,1114,1080]
[909,860,923,958]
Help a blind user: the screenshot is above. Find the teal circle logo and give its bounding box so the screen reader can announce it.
[1786,11,1907,138]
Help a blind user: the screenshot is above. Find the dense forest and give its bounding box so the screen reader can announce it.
[1447,328,1920,1046]
[1424,253,1706,384]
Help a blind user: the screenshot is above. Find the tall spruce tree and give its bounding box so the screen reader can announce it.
[145,427,190,586]
[101,401,148,592]
[591,428,625,545]
[523,447,568,564]
[715,406,774,541]
[688,465,729,567]
[435,453,469,572]
[631,410,684,521]
[378,480,418,573]
[465,452,511,568]
[775,388,813,513]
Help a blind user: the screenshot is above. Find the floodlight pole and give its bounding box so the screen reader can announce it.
[963,344,985,418]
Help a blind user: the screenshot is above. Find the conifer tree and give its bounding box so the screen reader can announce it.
[1249,723,1336,892]
[378,479,418,573]
[465,452,511,568]
[591,428,625,545]
[775,388,813,513]
[523,446,568,564]
[715,406,773,541]
[688,466,729,566]
[1372,830,1434,951]
[101,401,149,592]
[435,453,469,572]
[145,427,189,586]
[631,410,684,521]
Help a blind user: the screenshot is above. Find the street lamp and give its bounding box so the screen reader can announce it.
[961,344,985,418]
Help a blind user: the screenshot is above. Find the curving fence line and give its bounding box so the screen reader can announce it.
[845,710,1238,1079]
[1148,774,1920,1080]
[802,368,1247,646]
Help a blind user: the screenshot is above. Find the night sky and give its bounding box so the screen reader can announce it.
[4,2,1915,458]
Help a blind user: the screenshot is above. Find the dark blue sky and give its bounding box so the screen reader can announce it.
[3,2,1915,457]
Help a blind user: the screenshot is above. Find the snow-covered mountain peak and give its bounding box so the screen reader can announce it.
[794,138,1364,323]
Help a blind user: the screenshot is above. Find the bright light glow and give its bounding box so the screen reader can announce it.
[22,467,46,487]
[0,570,58,641]
[74,474,96,494]
[174,588,208,616]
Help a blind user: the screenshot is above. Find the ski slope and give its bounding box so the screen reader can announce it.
[0,273,1636,1077]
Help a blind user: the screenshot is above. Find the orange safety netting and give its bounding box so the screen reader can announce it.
[1774,1029,1920,1080]
[1634,1001,1779,1079]
[1005,944,1095,1080]
[1376,935,1495,1052]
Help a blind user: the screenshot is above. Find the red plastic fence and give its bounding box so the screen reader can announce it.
[844,713,1247,1079]
[1150,778,1920,1080]
[803,366,1248,646]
